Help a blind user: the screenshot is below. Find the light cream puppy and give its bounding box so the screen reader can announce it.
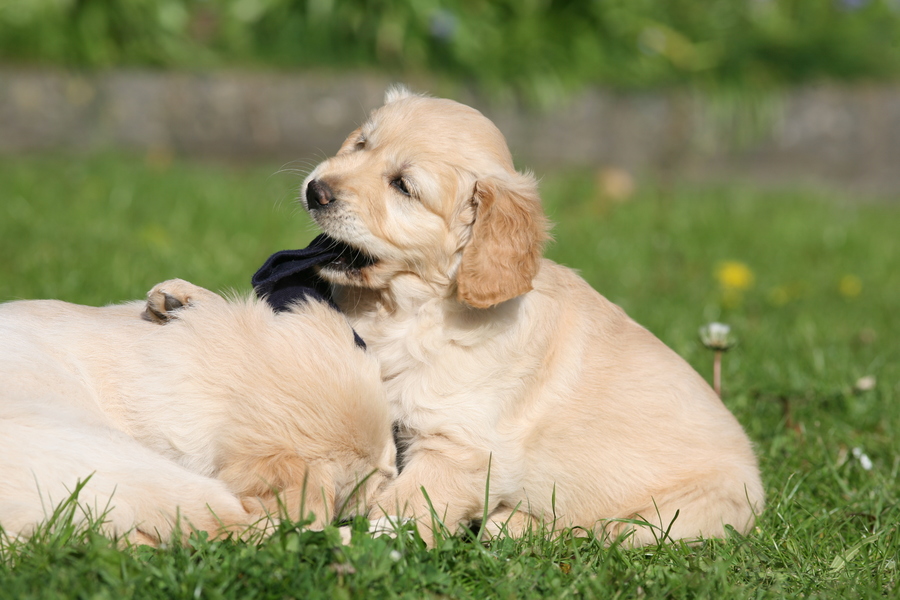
[0,280,396,544]
[300,87,765,546]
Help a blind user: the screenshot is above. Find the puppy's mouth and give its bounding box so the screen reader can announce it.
[318,235,379,277]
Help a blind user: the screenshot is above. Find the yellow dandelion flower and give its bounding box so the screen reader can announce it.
[839,275,862,298]
[716,261,754,291]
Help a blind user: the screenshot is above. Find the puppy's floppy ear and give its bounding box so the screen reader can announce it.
[457,172,551,308]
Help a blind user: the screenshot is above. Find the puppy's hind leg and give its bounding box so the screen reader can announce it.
[141,278,225,324]
[604,475,763,548]
[1,416,255,546]
[481,504,541,540]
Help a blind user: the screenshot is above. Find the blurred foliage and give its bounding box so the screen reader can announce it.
[1,0,899,101]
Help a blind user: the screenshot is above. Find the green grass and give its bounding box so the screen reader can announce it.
[1,153,898,598]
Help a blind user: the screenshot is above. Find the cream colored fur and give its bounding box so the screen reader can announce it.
[0,280,396,544]
[301,87,765,546]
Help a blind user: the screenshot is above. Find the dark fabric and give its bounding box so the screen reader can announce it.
[252,233,366,349]
[252,233,340,310]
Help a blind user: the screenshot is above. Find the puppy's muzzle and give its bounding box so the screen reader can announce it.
[306,179,335,210]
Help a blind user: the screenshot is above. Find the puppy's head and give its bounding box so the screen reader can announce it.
[303,86,550,308]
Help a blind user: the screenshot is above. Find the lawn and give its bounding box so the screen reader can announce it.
[1,153,898,599]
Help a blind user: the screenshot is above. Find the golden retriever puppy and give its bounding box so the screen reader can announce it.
[298,86,764,546]
[0,280,396,544]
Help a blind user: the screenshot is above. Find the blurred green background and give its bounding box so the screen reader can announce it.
[2,0,900,101]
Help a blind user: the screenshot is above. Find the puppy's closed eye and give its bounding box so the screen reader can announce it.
[390,176,411,196]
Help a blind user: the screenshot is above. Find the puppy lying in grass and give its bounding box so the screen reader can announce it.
[267,86,765,547]
[0,279,396,545]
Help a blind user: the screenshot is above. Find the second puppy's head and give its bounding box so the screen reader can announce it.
[303,87,550,308]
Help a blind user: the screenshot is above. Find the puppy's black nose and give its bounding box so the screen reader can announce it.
[306,179,335,210]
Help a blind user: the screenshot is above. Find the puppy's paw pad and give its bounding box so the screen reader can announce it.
[142,278,210,324]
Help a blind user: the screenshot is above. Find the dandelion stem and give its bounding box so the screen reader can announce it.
[713,350,722,397]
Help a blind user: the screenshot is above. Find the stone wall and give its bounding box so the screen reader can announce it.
[2,69,898,191]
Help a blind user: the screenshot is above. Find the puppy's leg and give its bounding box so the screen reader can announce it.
[481,504,540,540]
[129,479,254,546]
[141,278,225,323]
[602,475,762,547]
[1,414,254,545]
[369,448,493,547]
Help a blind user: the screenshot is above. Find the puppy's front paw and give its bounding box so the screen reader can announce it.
[336,516,414,546]
[338,525,354,546]
[367,515,415,539]
[141,278,218,324]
